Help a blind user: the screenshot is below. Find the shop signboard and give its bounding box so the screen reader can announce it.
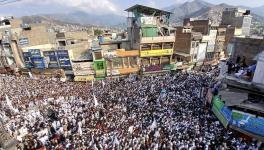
[29,49,41,57]
[72,62,94,76]
[107,69,120,76]
[140,49,173,57]
[74,75,94,82]
[56,50,72,69]
[140,17,157,26]
[232,111,264,137]
[212,104,229,127]
[19,38,29,46]
[221,106,232,123]
[212,97,229,127]
[43,51,59,68]
[93,60,106,78]
[22,52,33,68]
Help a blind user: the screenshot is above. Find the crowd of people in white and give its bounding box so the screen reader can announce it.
[0,69,261,150]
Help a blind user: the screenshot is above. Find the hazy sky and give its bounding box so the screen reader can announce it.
[0,0,264,16]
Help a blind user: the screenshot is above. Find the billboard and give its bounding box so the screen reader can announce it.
[43,51,59,68]
[22,52,33,68]
[140,49,173,57]
[56,50,72,69]
[72,62,95,76]
[232,111,264,137]
[29,49,41,57]
[19,38,29,46]
[212,96,231,128]
[140,17,157,26]
[31,57,46,69]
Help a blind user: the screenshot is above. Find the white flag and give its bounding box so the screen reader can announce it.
[102,80,105,88]
[26,88,31,97]
[5,95,19,113]
[113,136,119,145]
[29,72,33,78]
[93,94,99,107]
[150,119,157,130]
[92,80,94,88]
[128,125,134,134]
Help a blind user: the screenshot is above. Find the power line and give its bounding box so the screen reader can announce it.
[0,0,23,5]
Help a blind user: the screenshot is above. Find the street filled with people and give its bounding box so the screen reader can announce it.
[0,69,261,150]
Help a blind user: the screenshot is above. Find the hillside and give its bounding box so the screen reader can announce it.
[166,0,264,26]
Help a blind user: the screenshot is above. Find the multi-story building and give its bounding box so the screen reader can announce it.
[214,26,227,59]
[125,4,175,73]
[210,51,264,142]
[56,31,91,60]
[183,18,218,62]
[219,8,253,57]
[0,17,24,73]
[174,26,204,63]
[221,8,252,36]
[227,37,264,66]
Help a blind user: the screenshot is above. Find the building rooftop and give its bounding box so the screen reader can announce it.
[219,90,264,114]
[125,4,172,16]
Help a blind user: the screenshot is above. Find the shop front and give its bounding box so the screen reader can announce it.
[140,49,173,73]
[104,49,140,76]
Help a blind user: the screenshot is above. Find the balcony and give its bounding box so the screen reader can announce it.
[141,36,175,44]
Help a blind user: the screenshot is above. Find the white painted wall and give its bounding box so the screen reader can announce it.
[253,54,264,85]
[197,43,207,62]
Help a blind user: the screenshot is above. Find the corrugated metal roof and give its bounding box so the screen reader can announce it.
[125,4,172,16]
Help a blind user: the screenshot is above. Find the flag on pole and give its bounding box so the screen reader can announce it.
[150,119,157,130]
[93,94,99,107]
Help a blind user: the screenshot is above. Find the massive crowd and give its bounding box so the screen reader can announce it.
[0,69,261,150]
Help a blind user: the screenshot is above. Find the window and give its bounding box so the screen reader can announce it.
[130,57,137,67]
[112,58,123,69]
[191,42,196,48]
[123,57,129,68]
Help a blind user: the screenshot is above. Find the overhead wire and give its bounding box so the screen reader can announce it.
[0,0,23,5]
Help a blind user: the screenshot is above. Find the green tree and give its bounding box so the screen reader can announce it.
[94,29,103,36]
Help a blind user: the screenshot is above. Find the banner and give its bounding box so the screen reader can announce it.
[140,49,173,57]
[43,51,59,68]
[212,105,229,127]
[31,57,46,69]
[29,49,41,57]
[19,38,29,46]
[72,62,94,76]
[74,75,94,82]
[212,96,230,127]
[56,50,72,69]
[232,111,264,137]
[22,52,33,68]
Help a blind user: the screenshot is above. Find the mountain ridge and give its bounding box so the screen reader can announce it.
[21,0,264,28]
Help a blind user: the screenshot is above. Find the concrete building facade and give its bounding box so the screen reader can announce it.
[228,37,264,66]
[0,17,24,73]
[125,5,175,73]
[221,8,252,36]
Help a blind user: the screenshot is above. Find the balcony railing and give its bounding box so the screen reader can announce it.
[141,36,175,44]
